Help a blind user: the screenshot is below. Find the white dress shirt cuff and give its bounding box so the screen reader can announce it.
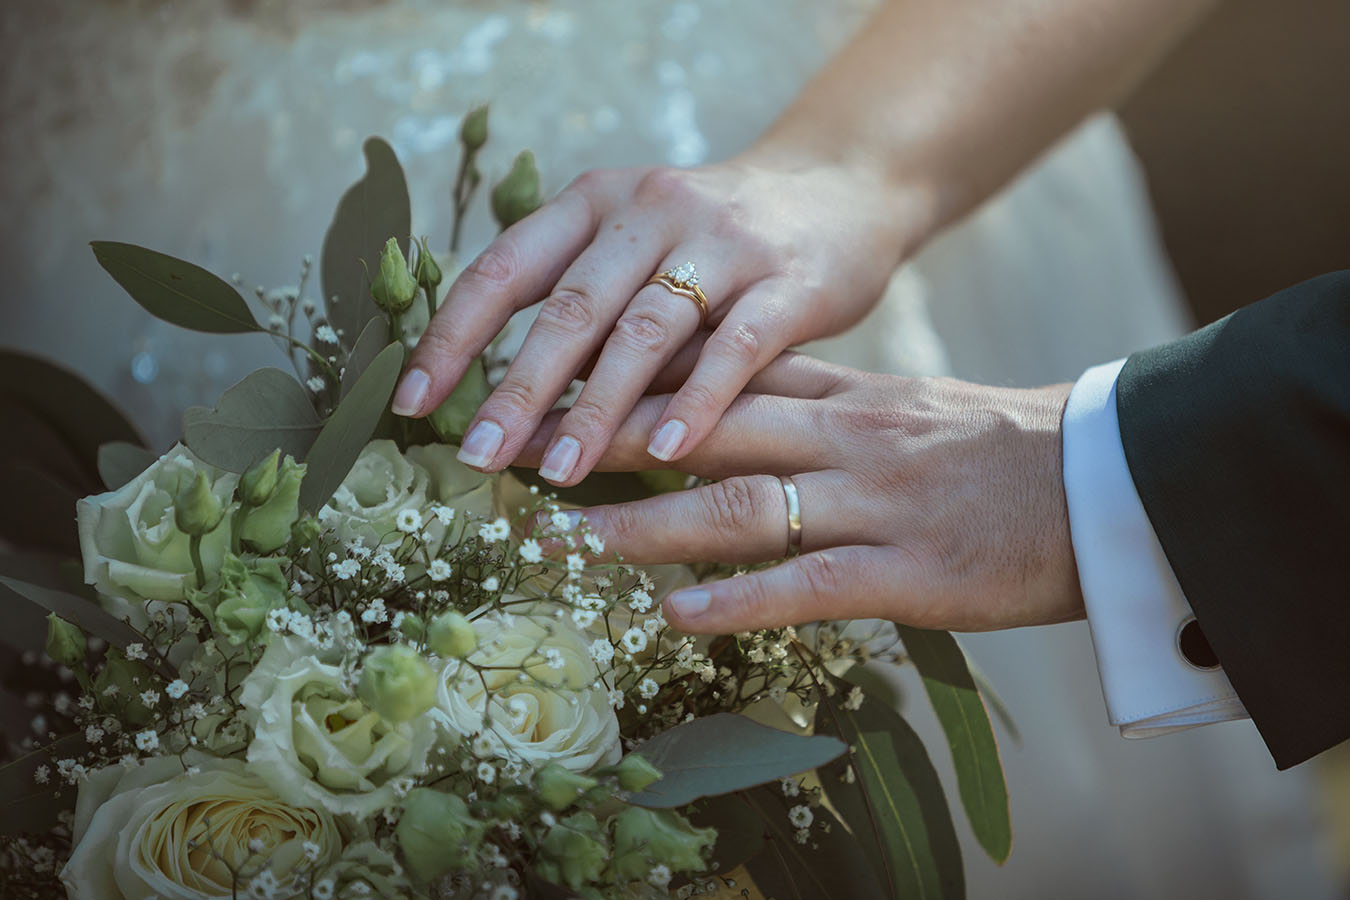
[1062,359,1248,738]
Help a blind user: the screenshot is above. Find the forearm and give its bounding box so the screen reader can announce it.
[742,0,1218,247]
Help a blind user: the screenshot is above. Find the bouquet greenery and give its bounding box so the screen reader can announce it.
[0,109,1013,900]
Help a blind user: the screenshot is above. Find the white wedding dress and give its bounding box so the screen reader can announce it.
[0,0,1336,896]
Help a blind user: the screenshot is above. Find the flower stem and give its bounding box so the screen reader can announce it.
[189,535,206,590]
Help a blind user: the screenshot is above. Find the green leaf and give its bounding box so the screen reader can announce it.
[0,733,86,835]
[741,784,886,900]
[688,790,766,874]
[183,368,322,473]
[0,460,84,555]
[320,137,411,351]
[300,342,404,513]
[0,576,155,663]
[98,441,158,490]
[341,317,392,398]
[90,241,262,333]
[622,713,846,809]
[898,626,1012,863]
[817,677,964,900]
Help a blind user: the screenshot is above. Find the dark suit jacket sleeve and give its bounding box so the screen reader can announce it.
[1116,270,1350,769]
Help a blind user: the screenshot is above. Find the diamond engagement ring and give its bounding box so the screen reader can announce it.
[645,261,709,327]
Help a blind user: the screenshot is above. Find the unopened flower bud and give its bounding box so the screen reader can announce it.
[611,807,716,881]
[615,752,663,793]
[460,105,489,152]
[536,812,608,890]
[45,613,86,670]
[174,470,225,537]
[357,645,437,723]
[398,613,425,641]
[414,237,443,299]
[239,449,280,507]
[534,763,598,811]
[427,610,476,658]
[370,237,417,314]
[490,150,542,231]
[426,357,491,443]
[395,788,485,883]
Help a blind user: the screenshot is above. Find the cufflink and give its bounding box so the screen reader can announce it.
[1176,616,1221,670]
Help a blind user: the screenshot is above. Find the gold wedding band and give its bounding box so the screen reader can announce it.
[778,475,802,558]
[645,260,709,328]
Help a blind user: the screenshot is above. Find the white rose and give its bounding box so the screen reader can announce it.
[76,444,238,609]
[240,636,437,816]
[319,440,497,550]
[61,754,341,900]
[433,603,620,772]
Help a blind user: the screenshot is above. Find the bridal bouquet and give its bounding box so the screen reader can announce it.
[0,110,1012,900]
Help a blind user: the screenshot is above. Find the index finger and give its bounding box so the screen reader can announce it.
[392,189,598,416]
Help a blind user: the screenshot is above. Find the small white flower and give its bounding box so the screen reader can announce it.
[360,598,388,624]
[85,725,105,744]
[648,864,673,888]
[125,643,147,662]
[638,678,659,699]
[781,776,800,797]
[544,649,565,670]
[583,532,606,555]
[642,617,662,637]
[428,559,453,582]
[550,510,576,533]
[628,589,654,613]
[396,508,423,534]
[314,325,339,344]
[33,765,49,785]
[302,840,322,862]
[479,518,510,542]
[843,686,865,712]
[518,539,543,564]
[572,608,598,628]
[430,504,456,526]
[481,575,501,592]
[589,639,615,666]
[477,761,496,784]
[134,729,159,752]
[566,553,585,574]
[306,375,326,393]
[139,690,160,707]
[788,804,814,829]
[608,688,626,710]
[331,559,361,580]
[620,627,648,655]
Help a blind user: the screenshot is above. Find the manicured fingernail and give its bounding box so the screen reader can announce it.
[647,419,688,462]
[539,435,581,483]
[669,589,711,619]
[391,368,430,416]
[457,420,505,468]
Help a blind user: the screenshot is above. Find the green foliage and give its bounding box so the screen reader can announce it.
[91,241,262,333]
[97,440,157,490]
[0,734,87,835]
[320,137,411,349]
[340,317,393,397]
[622,713,846,809]
[183,368,323,474]
[897,626,1012,863]
[0,575,156,665]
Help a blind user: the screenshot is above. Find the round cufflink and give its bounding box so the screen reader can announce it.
[1176,616,1221,670]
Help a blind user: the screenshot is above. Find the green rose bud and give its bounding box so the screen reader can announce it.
[395,788,485,883]
[357,645,437,723]
[397,613,425,641]
[414,237,443,299]
[536,812,609,890]
[460,105,489,152]
[534,763,598,812]
[45,613,86,670]
[614,753,663,793]
[239,449,280,507]
[427,610,476,658]
[426,356,491,444]
[370,237,418,314]
[239,455,306,553]
[610,807,716,881]
[190,554,287,646]
[174,470,226,537]
[490,150,542,231]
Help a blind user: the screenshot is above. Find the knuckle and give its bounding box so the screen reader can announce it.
[711,320,766,367]
[796,551,847,599]
[537,288,599,334]
[412,326,458,362]
[634,168,689,204]
[701,477,761,535]
[673,382,722,419]
[613,307,677,353]
[561,399,611,436]
[729,577,780,629]
[484,380,539,419]
[463,243,518,289]
[567,169,606,194]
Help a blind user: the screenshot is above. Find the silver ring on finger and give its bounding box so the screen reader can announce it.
[778,474,803,558]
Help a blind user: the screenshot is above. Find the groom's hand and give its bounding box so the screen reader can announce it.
[517,354,1085,634]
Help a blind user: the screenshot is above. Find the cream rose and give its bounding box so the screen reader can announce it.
[433,603,620,772]
[61,754,341,900]
[240,636,437,816]
[318,440,497,550]
[77,444,238,608]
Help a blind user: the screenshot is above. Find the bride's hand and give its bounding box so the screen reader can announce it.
[516,353,1084,634]
[392,155,926,486]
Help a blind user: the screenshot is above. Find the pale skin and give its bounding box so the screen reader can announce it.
[392,0,1218,630]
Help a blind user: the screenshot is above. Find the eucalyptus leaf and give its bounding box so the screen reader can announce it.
[0,733,86,835]
[98,441,158,490]
[183,368,322,473]
[817,676,964,900]
[320,137,411,350]
[688,791,766,875]
[300,342,404,512]
[898,626,1012,863]
[341,317,392,398]
[741,784,885,900]
[0,577,167,677]
[622,713,846,809]
[90,242,262,333]
[0,461,84,555]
